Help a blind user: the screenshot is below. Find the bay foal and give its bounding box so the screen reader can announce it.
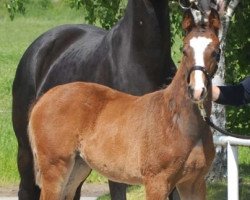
[12,1,175,198]
[28,9,220,200]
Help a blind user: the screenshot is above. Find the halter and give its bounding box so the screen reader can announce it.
[187,65,215,87]
[188,44,221,82]
[186,46,221,85]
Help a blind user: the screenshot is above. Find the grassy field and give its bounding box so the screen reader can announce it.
[0,0,249,199]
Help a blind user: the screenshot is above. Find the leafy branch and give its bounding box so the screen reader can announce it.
[5,0,26,20]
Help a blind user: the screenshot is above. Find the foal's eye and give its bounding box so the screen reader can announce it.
[212,49,221,62]
[212,51,216,58]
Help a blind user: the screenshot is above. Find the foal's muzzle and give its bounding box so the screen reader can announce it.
[187,65,214,102]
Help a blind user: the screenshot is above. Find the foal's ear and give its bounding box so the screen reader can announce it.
[182,10,196,34]
[208,8,221,35]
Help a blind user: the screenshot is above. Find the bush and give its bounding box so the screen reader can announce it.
[5,0,27,20]
[225,0,250,135]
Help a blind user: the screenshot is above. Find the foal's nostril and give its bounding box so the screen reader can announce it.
[200,87,207,99]
[188,86,194,98]
[188,86,207,102]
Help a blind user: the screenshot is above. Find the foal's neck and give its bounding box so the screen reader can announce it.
[166,65,190,104]
[165,63,212,114]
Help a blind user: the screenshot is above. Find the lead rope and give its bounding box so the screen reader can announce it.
[198,102,207,121]
[197,102,250,139]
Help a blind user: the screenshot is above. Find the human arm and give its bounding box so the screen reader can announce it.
[212,76,250,106]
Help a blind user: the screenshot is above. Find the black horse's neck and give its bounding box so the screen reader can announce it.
[104,0,174,94]
[122,0,170,51]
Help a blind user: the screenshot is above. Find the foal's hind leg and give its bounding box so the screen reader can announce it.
[176,177,206,200]
[39,156,76,200]
[63,155,92,200]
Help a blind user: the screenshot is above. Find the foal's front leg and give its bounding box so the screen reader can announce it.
[40,177,63,200]
[144,175,174,200]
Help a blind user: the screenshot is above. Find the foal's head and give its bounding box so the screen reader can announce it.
[182,9,221,102]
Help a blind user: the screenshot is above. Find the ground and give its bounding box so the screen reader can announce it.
[0,183,109,197]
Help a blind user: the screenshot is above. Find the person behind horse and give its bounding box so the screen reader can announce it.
[212,76,250,105]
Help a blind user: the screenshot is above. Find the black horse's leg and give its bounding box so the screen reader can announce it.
[12,96,40,200]
[16,143,40,200]
[108,181,127,200]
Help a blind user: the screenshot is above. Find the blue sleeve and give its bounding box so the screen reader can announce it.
[215,76,250,106]
[241,76,250,104]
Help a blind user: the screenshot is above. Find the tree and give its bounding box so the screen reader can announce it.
[208,0,250,181]
[67,0,125,29]
[5,0,125,29]
[225,0,250,135]
[5,0,26,20]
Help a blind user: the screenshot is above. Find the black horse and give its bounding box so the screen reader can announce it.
[12,0,177,200]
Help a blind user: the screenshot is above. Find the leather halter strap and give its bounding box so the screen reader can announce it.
[187,65,212,86]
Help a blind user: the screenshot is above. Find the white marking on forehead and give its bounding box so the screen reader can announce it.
[189,36,212,91]
[190,36,212,66]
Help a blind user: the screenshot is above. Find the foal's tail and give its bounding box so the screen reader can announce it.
[27,121,41,187]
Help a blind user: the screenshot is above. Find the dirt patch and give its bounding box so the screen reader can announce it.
[0,183,109,197]
[81,183,109,197]
[0,185,18,197]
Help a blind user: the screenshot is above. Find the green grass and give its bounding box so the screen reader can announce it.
[98,185,145,200]
[0,1,249,199]
[0,112,18,184]
[98,180,250,200]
